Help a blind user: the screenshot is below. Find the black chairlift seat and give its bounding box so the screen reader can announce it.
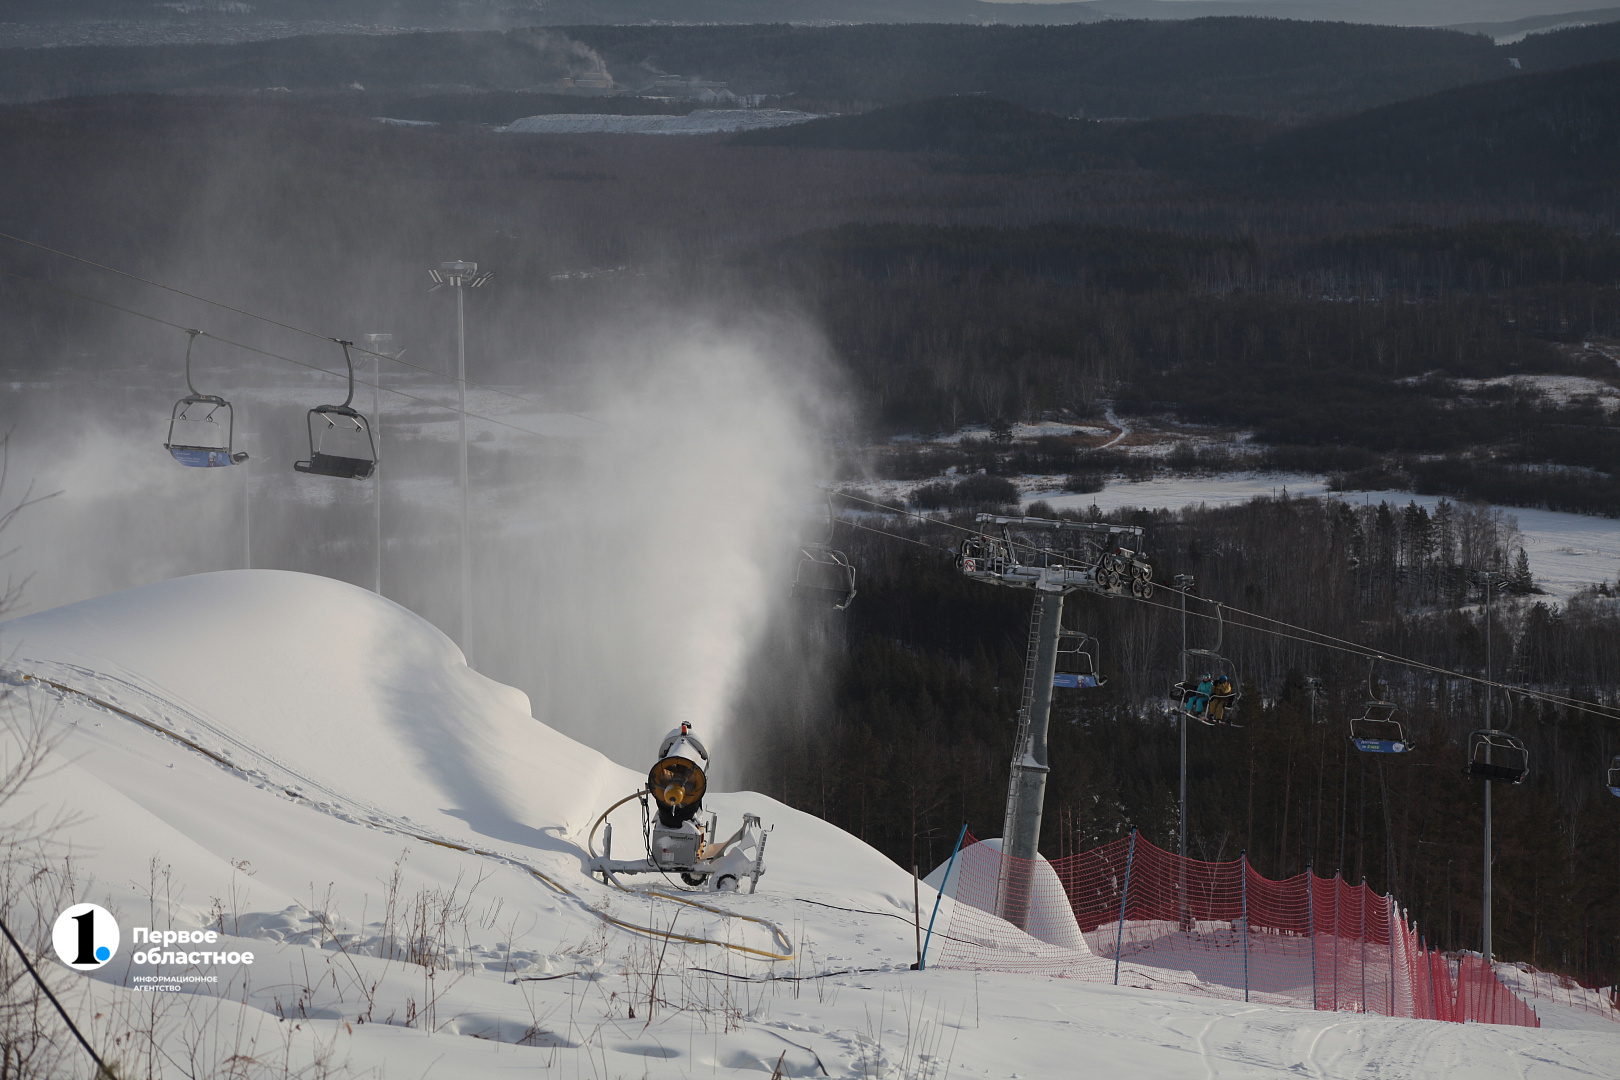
[792,545,856,610]
[1465,729,1528,784]
[294,340,377,481]
[165,331,247,468]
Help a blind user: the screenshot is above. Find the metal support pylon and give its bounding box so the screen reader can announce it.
[997,591,1064,930]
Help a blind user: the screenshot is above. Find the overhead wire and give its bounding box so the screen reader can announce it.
[824,488,1620,724]
[0,267,559,442]
[0,229,600,423]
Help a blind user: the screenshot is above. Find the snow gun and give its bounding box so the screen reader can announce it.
[589,723,770,893]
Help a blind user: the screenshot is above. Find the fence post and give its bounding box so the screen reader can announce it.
[1424,935,1439,1021]
[1333,872,1341,1011]
[1387,895,1396,1017]
[1307,863,1318,1011]
[1114,829,1137,987]
[1360,876,1368,1013]
[920,823,968,970]
[1241,850,1250,1003]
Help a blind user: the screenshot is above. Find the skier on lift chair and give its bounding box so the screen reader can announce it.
[1186,673,1213,718]
[1209,674,1232,722]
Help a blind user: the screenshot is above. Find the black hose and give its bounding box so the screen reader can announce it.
[0,910,114,1078]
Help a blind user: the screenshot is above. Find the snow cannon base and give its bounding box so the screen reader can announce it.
[595,808,771,894]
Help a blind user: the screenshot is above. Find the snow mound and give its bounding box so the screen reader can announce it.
[925,837,1091,954]
[501,109,818,135]
[0,570,915,909]
[0,569,635,847]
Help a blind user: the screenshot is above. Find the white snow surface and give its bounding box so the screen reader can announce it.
[501,109,819,135]
[0,570,1614,1077]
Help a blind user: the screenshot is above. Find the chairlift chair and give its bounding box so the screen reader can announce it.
[164,329,248,468]
[1176,652,1240,725]
[792,545,857,610]
[1172,603,1240,724]
[1464,729,1529,785]
[1349,657,1412,754]
[294,339,377,480]
[1607,755,1620,798]
[793,495,857,610]
[1054,630,1105,689]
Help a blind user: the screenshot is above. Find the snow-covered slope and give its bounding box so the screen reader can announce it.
[0,571,1614,1078]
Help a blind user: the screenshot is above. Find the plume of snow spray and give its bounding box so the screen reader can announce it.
[504,314,828,777]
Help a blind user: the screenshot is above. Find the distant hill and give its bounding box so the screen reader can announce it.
[568,20,1512,119]
[7,15,1620,125]
[744,58,1620,208]
[737,94,1277,172]
[1254,57,1620,206]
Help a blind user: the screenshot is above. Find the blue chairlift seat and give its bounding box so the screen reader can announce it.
[1053,672,1099,689]
[165,392,246,468]
[1350,704,1410,755]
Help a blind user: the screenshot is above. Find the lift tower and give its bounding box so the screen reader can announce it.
[955,513,1154,930]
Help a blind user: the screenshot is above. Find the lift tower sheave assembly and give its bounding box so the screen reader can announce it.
[956,513,1153,931]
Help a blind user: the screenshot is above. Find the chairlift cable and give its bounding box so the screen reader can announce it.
[0,267,558,441]
[0,230,600,424]
[1125,589,1620,723]
[823,498,1620,724]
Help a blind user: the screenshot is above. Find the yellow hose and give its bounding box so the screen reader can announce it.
[14,672,794,962]
[585,790,795,960]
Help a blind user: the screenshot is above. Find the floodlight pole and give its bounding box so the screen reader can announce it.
[1470,568,1508,961]
[241,433,256,570]
[1175,574,1193,932]
[363,334,391,597]
[431,262,491,657]
[456,283,469,650]
[1174,575,1194,861]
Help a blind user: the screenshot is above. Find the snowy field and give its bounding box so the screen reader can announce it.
[1027,475,1620,601]
[853,470,1620,602]
[1,571,1615,1078]
[501,110,820,136]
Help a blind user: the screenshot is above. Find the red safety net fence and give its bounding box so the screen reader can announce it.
[930,832,1537,1027]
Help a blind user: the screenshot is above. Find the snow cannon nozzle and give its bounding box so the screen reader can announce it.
[648,724,710,826]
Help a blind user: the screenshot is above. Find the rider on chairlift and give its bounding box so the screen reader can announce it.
[1186,672,1214,718]
[1209,674,1233,722]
